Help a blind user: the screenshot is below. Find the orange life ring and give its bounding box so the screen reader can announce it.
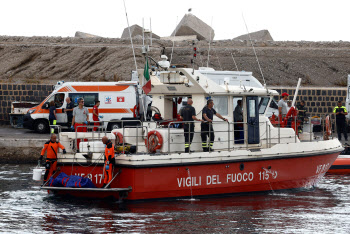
[325,115,331,136]
[113,132,124,145]
[145,130,163,153]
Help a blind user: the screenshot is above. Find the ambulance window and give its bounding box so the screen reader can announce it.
[69,93,98,107]
[84,94,98,107]
[54,93,65,108]
[212,96,228,116]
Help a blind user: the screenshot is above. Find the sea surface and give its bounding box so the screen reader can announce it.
[0,164,350,233]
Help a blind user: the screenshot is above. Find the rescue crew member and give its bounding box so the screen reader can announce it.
[65,97,74,128]
[49,101,57,134]
[333,100,348,141]
[180,97,202,153]
[39,134,66,184]
[92,100,103,131]
[102,136,115,188]
[201,99,228,152]
[71,97,89,150]
[278,92,289,119]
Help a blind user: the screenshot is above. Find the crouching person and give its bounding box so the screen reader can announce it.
[102,136,115,188]
[39,134,66,184]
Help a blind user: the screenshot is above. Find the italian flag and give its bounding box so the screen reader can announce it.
[142,57,151,94]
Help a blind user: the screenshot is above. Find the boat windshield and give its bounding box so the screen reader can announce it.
[259,97,270,114]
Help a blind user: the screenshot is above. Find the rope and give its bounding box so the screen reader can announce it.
[242,14,266,87]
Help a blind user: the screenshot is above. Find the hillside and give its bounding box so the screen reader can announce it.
[0,36,350,86]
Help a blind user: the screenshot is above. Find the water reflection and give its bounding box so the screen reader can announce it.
[1,165,350,233]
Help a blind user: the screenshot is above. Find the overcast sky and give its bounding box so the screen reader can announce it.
[1,0,349,41]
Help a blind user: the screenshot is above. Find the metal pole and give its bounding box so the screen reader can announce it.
[168,123,171,154]
[228,122,230,151]
[309,117,312,142]
[322,115,325,140]
[266,121,268,147]
[294,116,297,143]
[278,121,280,144]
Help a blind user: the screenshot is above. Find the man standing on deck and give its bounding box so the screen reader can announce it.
[92,100,103,131]
[180,97,202,153]
[201,99,228,152]
[65,97,74,129]
[102,136,115,188]
[333,100,348,141]
[39,134,66,184]
[71,98,89,150]
[278,92,289,119]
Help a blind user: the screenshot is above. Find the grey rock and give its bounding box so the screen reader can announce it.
[171,14,214,41]
[121,24,160,39]
[234,30,273,42]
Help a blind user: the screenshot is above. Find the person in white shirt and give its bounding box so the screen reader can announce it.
[278,93,289,118]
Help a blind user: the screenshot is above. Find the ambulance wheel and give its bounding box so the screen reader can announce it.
[107,122,120,131]
[34,120,49,133]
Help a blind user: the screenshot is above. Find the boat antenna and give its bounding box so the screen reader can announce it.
[230,52,239,71]
[242,14,266,88]
[123,0,138,74]
[150,18,152,47]
[206,16,213,67]
[170,16,179,65]
[142,18,145,46]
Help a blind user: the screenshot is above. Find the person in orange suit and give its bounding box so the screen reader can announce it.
[39,134,66,184]
[102,136,115,188]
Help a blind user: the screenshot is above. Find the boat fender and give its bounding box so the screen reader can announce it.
[113,132,124,145]
[145,130,163,153]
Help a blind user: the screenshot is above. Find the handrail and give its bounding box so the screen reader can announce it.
[53,114,335,156]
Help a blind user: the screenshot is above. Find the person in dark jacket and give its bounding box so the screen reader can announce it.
[201,99,228,152]
[49,101,57,134]
[333,100,348,141]
[39,134,66,184]
[180,97,202,153]
[65,97,74,128]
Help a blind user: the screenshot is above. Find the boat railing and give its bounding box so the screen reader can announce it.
[55,115,336,155]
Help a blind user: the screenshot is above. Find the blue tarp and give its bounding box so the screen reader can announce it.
[50,172,96,188]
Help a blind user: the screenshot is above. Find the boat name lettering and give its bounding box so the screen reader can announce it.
[316,163,330,174]
[75,173,103,184]
[226,172,254,183]
[259,168,278,181]
[177,176,202,187]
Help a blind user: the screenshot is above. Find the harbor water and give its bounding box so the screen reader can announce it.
[1,164,350,233]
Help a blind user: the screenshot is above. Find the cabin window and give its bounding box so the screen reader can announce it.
[249,99,256,118]
[69,93,98,107]
[212,96,228,116]
[258,97,269,114]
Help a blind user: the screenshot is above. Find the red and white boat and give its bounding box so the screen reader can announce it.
[327,145,350,174]
[40,66,343,200]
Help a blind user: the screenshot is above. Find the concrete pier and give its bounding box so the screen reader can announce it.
[0,126,49,163]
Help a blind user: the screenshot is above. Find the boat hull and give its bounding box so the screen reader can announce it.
[51,152,339,200]
[327,156,350,174]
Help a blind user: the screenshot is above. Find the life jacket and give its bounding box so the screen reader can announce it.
[41,141,65,160]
